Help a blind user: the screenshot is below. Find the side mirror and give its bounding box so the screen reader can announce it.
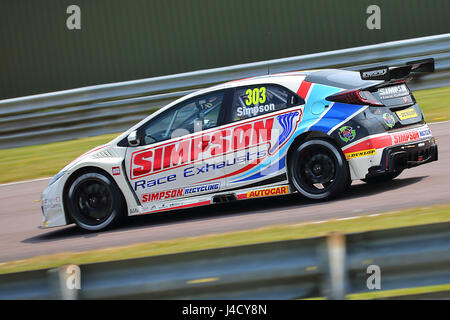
[127,130,140,147]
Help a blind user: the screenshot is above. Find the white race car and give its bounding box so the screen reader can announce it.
[41,60,438,231]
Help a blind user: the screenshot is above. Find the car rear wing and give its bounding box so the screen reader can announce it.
[359,58,435,81]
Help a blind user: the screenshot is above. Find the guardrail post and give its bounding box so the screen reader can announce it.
[323,232,348,300]
[47,265,80,300]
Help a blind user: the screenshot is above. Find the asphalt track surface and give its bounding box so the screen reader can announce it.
[1,122,450,263]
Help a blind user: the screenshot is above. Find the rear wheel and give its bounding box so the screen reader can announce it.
[67,172,125,231]
[362,170,403,184]
[288,139,350,200]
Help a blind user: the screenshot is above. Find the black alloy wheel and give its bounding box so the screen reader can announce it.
[289,139,350,200]
[67,172,125,231]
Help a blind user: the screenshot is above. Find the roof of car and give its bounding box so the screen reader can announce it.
[191,70,317,95]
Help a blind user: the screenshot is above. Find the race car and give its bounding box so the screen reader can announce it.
[41,58,438,231]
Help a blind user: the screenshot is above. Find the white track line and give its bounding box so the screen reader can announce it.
[336,216,362,221]
[0,177,51,187]
[291,210,393,227]
[430,120,450,125]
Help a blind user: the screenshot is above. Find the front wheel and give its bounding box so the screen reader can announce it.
[288,139,350,200]
[67,172,125,231]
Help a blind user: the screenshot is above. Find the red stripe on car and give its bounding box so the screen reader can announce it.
[297,81,312,100]
[343,135,392,154]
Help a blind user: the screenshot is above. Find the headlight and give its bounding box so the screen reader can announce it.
[48,170,67,186]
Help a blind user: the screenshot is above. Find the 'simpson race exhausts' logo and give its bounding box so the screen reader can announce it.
[131,119,274,179]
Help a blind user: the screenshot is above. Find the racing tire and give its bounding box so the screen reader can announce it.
[362,170,403,184]
[288,139,350,200]
[67,172,125,231]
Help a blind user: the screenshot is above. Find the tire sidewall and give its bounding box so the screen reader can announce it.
[288,139,349,200]
[67,172,124,231]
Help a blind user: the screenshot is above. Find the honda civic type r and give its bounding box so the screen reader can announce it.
[41,59,438,231]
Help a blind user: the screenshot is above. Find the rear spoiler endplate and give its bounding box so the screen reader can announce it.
[359,58,435,81]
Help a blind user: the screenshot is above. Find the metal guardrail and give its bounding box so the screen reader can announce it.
[0,33,449,149]
[0,221,449,300]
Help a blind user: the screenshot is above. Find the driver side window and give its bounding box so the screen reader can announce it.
[141,91,225,145]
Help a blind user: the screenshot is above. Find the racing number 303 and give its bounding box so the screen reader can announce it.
[245,87,266,106]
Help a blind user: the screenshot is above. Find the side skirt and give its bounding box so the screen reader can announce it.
[129,182,292,216]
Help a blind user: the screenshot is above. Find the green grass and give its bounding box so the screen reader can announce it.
[346,283,450,300]
[0,203,449,276]
[414,86,450,122]
[0,86,449,184]
[0,133,119,183]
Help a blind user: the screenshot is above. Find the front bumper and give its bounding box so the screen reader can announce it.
[41,179,68,228]
[366,137,438,178]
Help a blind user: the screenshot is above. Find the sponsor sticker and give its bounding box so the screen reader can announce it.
[246,186,289,199]
[382,113,395,128]
[130,109,303,181]
[237,103,275,117]
[392,130,420,144]
[43,197,61,210]
[362,68,387,78]
[396,107,418,120]
[112,166,121,176]
[131,118,275,179]
[345,149,376,160]
[418,128,432,139]
[141,183,220,203]
[184,183,220,195]
[377,84,409,99]
[338,126,356,143]
[142,188,183,202]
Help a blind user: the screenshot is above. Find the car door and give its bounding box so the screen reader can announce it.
[124,89,232,209]
[219,83,305,191]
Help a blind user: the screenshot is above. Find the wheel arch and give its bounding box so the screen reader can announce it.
[286,131,348,185]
